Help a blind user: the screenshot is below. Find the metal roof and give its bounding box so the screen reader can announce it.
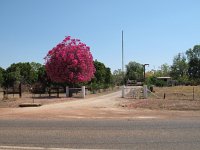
[157,77,171,79]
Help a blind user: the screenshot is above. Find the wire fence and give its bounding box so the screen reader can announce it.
[0,86,121,100]
[149,86,200,100]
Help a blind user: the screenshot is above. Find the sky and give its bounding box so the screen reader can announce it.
[1,0,200,72]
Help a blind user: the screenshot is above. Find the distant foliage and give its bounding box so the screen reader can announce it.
[3,62,39,88]
[89,60,113,90]
[0,67,5,87]
[186,45,200,83]
[125,61,143,82]
[170,53,188,83]
[45,36,95,84]
[113,69,123,86]
[154,63,171,77]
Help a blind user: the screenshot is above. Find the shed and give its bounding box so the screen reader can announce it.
[157,77,172,86]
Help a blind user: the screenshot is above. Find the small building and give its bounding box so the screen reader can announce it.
[157,77,172,86]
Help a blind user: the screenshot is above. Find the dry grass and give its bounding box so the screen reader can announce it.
[151,86,200,100]
[121,86,200,111]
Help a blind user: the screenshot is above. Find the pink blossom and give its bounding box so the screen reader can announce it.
[45,36,95,83]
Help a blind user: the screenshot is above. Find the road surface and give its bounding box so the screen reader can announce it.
[1,91,200,149]
[0,119,200,150]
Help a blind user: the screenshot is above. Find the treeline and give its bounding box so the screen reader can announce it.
[148,44,200,86]
[112,44,200,86]
[0,60,114,91]
[1,44,199,89]
[120,45,200,86]
[0,62,48,89]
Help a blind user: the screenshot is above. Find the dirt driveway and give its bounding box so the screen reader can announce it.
[0,91,200,120]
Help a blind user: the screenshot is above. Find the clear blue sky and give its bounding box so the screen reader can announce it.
[1,0,200,72]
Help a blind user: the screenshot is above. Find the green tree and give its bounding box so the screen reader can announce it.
[104,67,113,88]
[113,69,123,86]
[146,76,166,87]
[3,66,21,88]
[90,60,112,90]
[0,67,5,87]
[30,62,43,74]
[186,45,200,83]
[92,60,106,84]
[154,63,171,77]
[160,63,171,76]
[37,65,52,87]
[170,53,188,83]
[146,64,170,86]
[3,62,42,88]
[125,61,143,82]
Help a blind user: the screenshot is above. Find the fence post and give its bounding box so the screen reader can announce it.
[13,87,14,98]
[66,86,69,97]
[19,83,22,98]
[143,85,148,99]
[82,86,85,98]
[57,88,59,98]
[122,85,125,98]
[3,91,6,98]
[48,88,51,97]
[193,87,195,100]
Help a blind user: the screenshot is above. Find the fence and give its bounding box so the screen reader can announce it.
[0,85,119,100]
[2,84,22,99]
[149,86,200,100]
[31,86,86,98]
[121,85,200,100]
[66,86,85,98]
[31,87,66,98]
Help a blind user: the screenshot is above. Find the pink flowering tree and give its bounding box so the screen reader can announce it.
[45,36,95,85]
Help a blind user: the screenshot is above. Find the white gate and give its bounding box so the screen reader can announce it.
[122,85,148,99]
[66,86,85,98]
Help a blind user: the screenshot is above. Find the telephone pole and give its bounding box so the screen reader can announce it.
[122,30,125,98]
[143,64,149,82]
[122,30,124,83]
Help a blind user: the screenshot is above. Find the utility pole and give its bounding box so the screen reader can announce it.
[122,30,125,98]
[143,64,149,82]
[122,30,124,83]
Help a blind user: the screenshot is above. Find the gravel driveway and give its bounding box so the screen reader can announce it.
[1,91,200,120]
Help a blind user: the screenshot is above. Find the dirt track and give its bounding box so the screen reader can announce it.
[1,91,200,120]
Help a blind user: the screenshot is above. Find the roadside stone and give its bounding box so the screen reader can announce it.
[19,103,42,107]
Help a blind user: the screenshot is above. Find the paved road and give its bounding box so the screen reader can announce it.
[1,119,200,150]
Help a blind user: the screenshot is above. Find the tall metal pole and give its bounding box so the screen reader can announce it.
[143,64,149,82]
[143,65,146,81]
[122,30,124,83]
[122,30,125,98]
